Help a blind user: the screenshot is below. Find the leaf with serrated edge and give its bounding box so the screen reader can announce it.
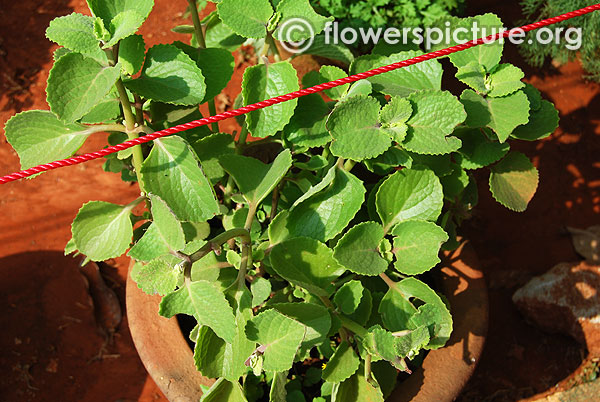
[380,97,412,143]
[251,277,272,308]
[487,64,525,97]
[148,194,185,251]
[71,201,133,261]
[332,367,384,402]
[322,342,360,383]
[191,133,236,184]
[47,53,121,122]
[4,110,93,169]
[270,237,345,296]
[160,280,236,343]
[391,220,448,275]
[333,222,388,276]
[511,100,558,141]
[242,61,299,138]
[219,150,292,207]
[217,0,273,39]
[87,0,154,25]
[119,34,145,75]
[130,256,180,296]
[327,95,391,161]
[271,302,331,357]
[128,224,170,262]
[45,13,105,60]
[447,13,504,71]
[351,51,442,97]
[460,89,530,142]
[379,287,418,332]
[284,93,331,148]
[319,65,348,100]
[402,90,465,155]
[334,280,364,314]
[454,127,510,170]
[124,44,206,106]
[103,10,145,48]
[140,136,220,222]
[274,0,333,41]
[200,378,248,402]
[246,309,306,372]
[376,168,444,233]
[455,61,487,93]
[489,151,539,212]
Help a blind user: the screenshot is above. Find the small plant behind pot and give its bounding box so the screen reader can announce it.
[3,0,558,400]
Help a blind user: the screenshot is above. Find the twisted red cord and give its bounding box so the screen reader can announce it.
[2,3,599,184]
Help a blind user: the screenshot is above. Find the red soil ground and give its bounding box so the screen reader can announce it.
[0,1,598,401]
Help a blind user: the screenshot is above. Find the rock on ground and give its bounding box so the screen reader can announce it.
[513,261,600,355]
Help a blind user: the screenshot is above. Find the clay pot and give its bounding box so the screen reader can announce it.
[126,241,488,402]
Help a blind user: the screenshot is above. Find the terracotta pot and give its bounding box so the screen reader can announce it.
[126,241,488,402]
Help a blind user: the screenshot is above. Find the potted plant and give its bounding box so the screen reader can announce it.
[3,0,558,400]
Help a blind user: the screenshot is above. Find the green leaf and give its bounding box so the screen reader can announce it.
[81,90,121,124]
[71,201,133,261]
[393,325,430,359]
[173,42,235,103]
[391,220,448,275]
[4,110,93,169]
[193,325,226,378]
[102,10,146,48]
[87,0,154,25]
[378,288,417,332]
[333,222,388,276]
[333,368,384,402]
[455,61,487,93]
[364,147,412,176]
[130,256,181,296]
[347,288,373,327]
[200,378,248,402]
[511,100,559,141]
[251,277,272,308]
[217,0,273,39]
[271,168,365,242]
[270,237,345,296]
[124,44,206,106]
[454,127,510,170]
[45,13,105,60]
[271,303,331,357]
[322,342,360,383]
[242,61,300,138]
[297,34,354,65]
[460,89,530,142]
[284,93,331,149]
[246,309,306,372]
[380,97,412,143]
[204,12,246,51]
[361,325,407,367]
[375,168,444,233]
[128,223,171,261]
[327,95,391,161]
[270,371,288,402]
[318,65,348,100]
[487,64,525,97]
[140,136,220,222]
[350,51,442,97]
[47,53,121,122]
[489,151,539,212]
[334,280,364,314]
[191,133,236,184]
[402,90,466,155]
[160,280,236,343]
[447,14,504,72]
[219,150,292,206]
[119,34,145,75]
[148,194,185,251]
[273,0,333,41]
[393,278,453,349]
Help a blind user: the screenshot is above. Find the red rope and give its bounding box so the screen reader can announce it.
[2,3,599,184]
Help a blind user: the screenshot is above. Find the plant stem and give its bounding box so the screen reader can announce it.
[338,315,368,338]
[133,94,144,126]
[379,272,397,289]
[343,159,356,172]
[78,124,129,136]
[266,33,281,62]
[188,228,251,263]
[269,183,281,222]
[208,99,220,132]
[187,0,206,49]
[236,123,249,153]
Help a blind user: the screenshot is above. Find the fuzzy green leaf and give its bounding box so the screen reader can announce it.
[270,237,345,296]
[191,133,236,184]
[333,222,388,276]
[328,95,391,161]
[47,53,121,122]
[124,44,206,105]
[454,127,510,169]
[45,13,104,60]
[119,34,145,75]
[160,280,236,343]
[148,194,185,251]
[379,287,417,332]
[318,65,348,100]
[487,64,525,97]
[4,110,93,169]
[455,61,487,93]
[391,220,448,275]
[460,89,530,142]
[351,51,443,97]
[489,151,539,212]
[284,93,331,148]
[376,168,444,233]
[102,10,146,48]
[130,256,181,296]
[402,90,466,155]
[511,100,559,141]
[273,0,333,41]
[380,97,412,143]
[71,201,133,261]
[219,150,292,206]
[246,309,306,372]
[242,61,300,138]
[333,368,384,402]
[128,223,171,262]
[87,0,154,25]
[334,280,364,314]
[217,0,273,39]
[251,277,272,308]
[200,378,248,402]
[140,136,220,222]
[446,14,504,71]
[322,342,360,383]
[271,302,331,357]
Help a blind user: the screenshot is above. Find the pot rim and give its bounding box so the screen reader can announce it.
[126,240,488,402]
